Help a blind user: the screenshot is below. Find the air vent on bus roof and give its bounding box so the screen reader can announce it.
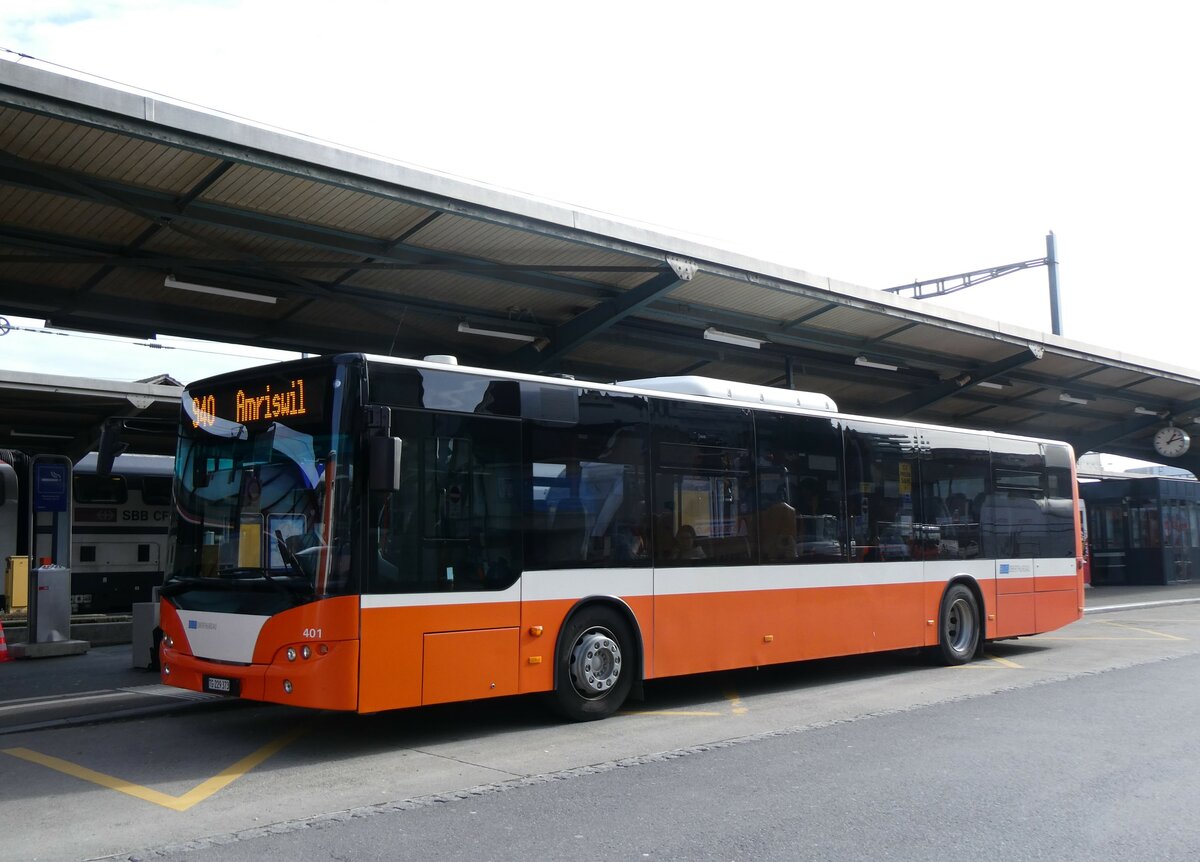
[616,376,837,412]
[423,355,459,365]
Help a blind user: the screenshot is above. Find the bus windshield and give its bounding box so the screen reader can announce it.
[164,366,357,611]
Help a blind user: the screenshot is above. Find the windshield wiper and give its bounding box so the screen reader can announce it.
[160,576,233,597]
[274,530,308,579]
[216,566,308,605]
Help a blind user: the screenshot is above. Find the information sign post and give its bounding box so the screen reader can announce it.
[27,455,72,644]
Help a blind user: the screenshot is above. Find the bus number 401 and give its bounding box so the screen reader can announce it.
[303,628,322,639]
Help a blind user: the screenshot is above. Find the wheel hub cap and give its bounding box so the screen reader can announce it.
[571,630,622,697]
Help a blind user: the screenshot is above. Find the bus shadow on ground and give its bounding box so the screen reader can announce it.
[299,646,1018,760]
[108,629,1101,788]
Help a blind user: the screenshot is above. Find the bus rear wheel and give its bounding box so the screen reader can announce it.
[551,606,635,721]
[936,584,980,665]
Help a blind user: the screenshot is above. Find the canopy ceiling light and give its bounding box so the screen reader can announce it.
[164,275,278,304]
[1134,406,1164,416]
[854,355,899,372]
[10,430,75,440]
[703,327,765,350]
[457,321,538,343]
[976,379,1011,390]
[1059,392,1090,406]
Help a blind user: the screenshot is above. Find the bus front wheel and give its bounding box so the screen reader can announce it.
[551,606,635,721]
[936,584,980,665]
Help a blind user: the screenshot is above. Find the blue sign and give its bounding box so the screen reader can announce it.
[33,462,69,512]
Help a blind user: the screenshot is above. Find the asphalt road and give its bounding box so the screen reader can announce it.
[4,602,1200,861]
[142,652,1200,862]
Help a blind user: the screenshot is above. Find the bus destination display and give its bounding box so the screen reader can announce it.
[188,374,327,430]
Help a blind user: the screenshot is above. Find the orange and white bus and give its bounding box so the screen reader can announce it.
[159,353,1083,720]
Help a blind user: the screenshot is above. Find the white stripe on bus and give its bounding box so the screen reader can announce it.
[359,558,1076,609]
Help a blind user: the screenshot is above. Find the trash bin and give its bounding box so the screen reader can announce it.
[34,563,70,643]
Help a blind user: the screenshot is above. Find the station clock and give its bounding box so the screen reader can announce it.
[1152,424,1191,458]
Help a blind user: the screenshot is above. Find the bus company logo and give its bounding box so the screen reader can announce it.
[999,564,1010,574]
[187,619,217,631]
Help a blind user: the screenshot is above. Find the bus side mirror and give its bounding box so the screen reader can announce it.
[370,437,403,492]
[97,419,128,477]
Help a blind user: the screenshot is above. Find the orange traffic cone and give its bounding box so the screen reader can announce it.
[0,619,11,663]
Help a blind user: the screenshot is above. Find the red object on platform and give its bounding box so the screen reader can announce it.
[0,619,12,663]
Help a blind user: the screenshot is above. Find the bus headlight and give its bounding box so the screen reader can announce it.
[283,680,293,694]
[301,645,312,660]
[286,647,297,662]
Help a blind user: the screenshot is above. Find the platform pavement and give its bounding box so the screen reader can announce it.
[2,584,1200,734]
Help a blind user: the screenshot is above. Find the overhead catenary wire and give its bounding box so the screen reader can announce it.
[0,320,295,365]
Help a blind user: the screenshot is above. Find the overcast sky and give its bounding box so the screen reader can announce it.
[1,0,1198,384]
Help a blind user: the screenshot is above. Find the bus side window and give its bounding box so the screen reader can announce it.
[987,439,1047,558]
[843,422,920,563]
[1043,443,1077,559]
[918,429,988,560]
[369,412,523,594]
[525,390,649,570]
[651,401,754,566]
[753,412,845,564]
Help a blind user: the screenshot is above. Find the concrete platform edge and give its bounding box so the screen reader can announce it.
[10,639,90,659]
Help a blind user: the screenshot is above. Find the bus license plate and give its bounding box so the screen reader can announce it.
[203,676,239,696]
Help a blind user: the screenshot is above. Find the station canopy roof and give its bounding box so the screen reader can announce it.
[0,368,182,460]
[3,60,1200,473]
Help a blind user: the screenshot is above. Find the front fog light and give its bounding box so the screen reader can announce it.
[163,665,171,675]
[286,647,297,662]
[283,679,293,694]
[163,635,173,649]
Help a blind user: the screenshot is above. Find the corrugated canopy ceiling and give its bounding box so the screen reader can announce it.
[2,61,1200,472]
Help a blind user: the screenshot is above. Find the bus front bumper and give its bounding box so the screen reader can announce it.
[160,639,359,711]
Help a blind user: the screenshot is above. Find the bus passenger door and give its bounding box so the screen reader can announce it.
[842,422,924,654]
[916,431,992,645]
[361,410,524,712]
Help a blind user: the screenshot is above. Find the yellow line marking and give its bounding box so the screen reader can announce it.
[1038,636,1185,641]
[723,689,749,715]
[1099,620,1187,641]
[622,710,724,717]
[950,654,1022,669]
[3,722,311,812]
[984,654,1023,668]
